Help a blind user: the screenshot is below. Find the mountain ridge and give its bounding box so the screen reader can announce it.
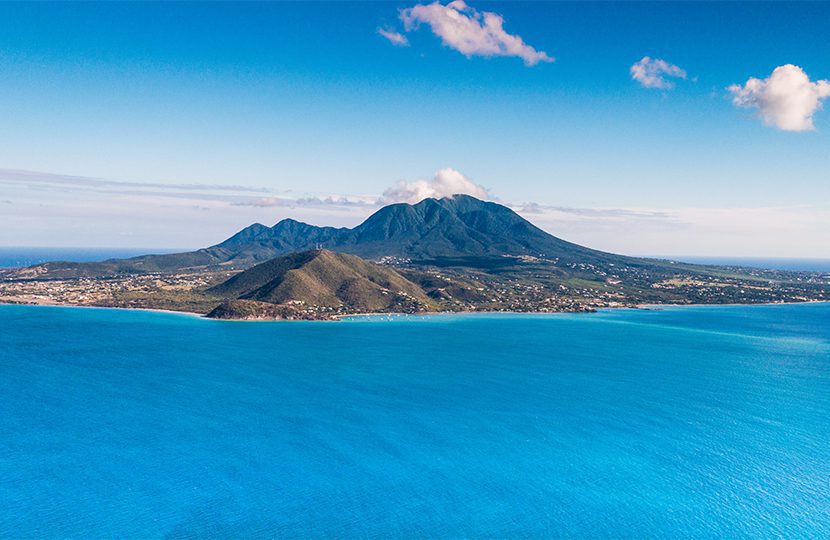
[24,195,634,278]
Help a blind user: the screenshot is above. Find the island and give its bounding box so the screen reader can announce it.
[1,195,827,320]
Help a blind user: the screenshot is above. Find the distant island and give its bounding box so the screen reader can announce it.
[1,195,827,320]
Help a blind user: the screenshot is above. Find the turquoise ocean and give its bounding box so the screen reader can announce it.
[1,303,828,537]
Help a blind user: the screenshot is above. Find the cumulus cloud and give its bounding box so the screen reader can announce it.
[630,56,687,89]
[382,168,490,204]
[378,27,409,46]
[728,64,830,132]
[399,1,553,66]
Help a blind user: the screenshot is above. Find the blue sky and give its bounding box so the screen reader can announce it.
[1,1,828,256]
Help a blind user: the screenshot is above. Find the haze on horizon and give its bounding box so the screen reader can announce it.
[0,1,828,258]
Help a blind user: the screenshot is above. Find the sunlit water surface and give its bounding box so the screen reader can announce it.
[1,303,828,537]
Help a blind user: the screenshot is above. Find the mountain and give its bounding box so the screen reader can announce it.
[337,196,606,261]
[209,195,616,262]
[206,249,435,318]
[20,195,634,278]
[5,196,828,316]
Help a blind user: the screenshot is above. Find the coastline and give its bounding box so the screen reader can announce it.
[0,300,205,319]
[635,299,830,310]
[2,298,828,322]
[338,300,830,321]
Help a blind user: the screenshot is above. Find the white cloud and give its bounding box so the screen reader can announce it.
[382,168,490,204]
[378,27,409,46]
[728,64,830,132]
[630,56,687,89]
[399,1,553,66]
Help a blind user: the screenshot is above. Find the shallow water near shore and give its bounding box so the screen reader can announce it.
[1,303,829,537]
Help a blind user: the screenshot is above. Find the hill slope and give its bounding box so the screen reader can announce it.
[207,249,435,317]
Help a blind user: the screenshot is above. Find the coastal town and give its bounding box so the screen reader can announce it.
[1,253,827,320]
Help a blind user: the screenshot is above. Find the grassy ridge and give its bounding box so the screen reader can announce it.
[208,250,436,316]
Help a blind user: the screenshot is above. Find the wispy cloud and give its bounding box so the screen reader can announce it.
[231,197,291,208]
[515,203,674,221]
[0,168,267,194]
[378,27,409,46]
[233,195,378,209]
[399,1,553,66]
[0,168,382,247]
[728,64,830,132]
[0,168,385,210]
[382,167,490,204]
[630,56,687,89]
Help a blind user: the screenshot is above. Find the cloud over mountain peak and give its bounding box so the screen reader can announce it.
[382,168,490,204]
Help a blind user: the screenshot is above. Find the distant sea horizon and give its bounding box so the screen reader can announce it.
[0,247,189,269]
[663,256,830,273]
[1,247,829,273]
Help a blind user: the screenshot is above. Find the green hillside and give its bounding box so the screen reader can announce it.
[207,249,436,317]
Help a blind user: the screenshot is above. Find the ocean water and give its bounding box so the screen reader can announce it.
[670,256,830,273]
[0,247,184,269]
[1,304,829,538]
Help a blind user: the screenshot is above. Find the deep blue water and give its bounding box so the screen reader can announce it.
[672,256,830,273]
[0,247,184,269]
[1,303,829,538]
